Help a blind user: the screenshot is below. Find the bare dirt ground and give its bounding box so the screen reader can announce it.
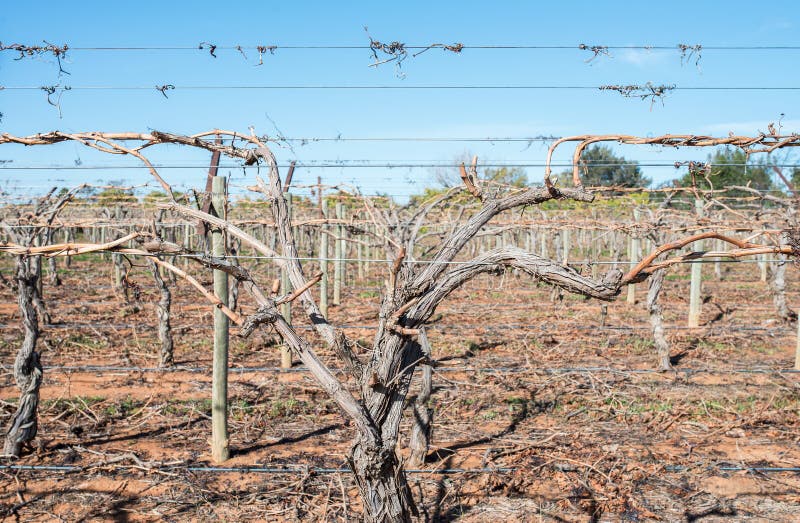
[1,257,798,522]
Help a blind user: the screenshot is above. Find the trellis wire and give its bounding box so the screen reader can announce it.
[37,44,800,51]
[3,162,800,170]
[0,322,791,334]
[9,364,797,375]
[4,84,800,91]
[0,463,796,475]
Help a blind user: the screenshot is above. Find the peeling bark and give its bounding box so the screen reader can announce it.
[112,253,129,303]
[149,259,174,367]
[408,328,432,468]
[30,257,51,325]
[647,269,671,371]
[228,237,241,311]
[3,257,43,457]
[47,256,61,286]
[768,256,797,323]
[348,441,418,523]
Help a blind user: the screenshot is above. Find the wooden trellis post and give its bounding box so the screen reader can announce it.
[688,199,704,328]
[210,175,230,462]
[319,190,329,319]
[334,201,344,306]
[627,208,640,304]
[796,312,800,370]
[357,221,365,280]
[280,194,294,369]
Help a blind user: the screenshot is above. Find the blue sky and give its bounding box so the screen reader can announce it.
[1,1,799,199]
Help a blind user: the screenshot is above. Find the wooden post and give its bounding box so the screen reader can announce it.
[562,227,571,265]
[210,175,229,463]
[319,194,329,319]
[357,223,365,280]
[63,228,72,268]
[759,254,768,282]
[100,226,106,260]
[626,208,640,304]
[364,224,372,276]
[182,223,191,268]
[795,311,800,370]
[333,202,344,306]
[280,194,293,369]
[540,227,548,258]
[688,199,703,328]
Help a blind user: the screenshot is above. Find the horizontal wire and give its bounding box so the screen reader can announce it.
[4,85,800,91]
[0,322,788,334]
[24,364,800,375]
[144,254,794,266]
[2,162,799,170]
[0,135,783,143]
[0,464,514,475]
[0,252,788,266]
[24,45,800,51]
[0,463,797,476]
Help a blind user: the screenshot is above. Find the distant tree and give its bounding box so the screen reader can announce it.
[416,153,528,205]
[144,190,185,204]
[563,145,650,188]
[433,152,527,188]
[676,148,774,193]
[483,166,528,187]
[94,187,136,205]
[790,167,800,191]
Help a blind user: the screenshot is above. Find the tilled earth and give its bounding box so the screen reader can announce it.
[0,258,798,522]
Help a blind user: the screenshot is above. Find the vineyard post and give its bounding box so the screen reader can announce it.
[357,215,365,280]
[688,199,704,328]
[182,222,191,268]
[540,224,548,258]
[796,313,800,370]
[364,223,372,275]
[280,193,294,369]
[333,201,344,306]
[562,224,571,265]
[210,175,230,462]
[627,208,641,304]
[759,254,768,282]
[319,196,329,319]
[100,225,106,260]
[63,229,72,268]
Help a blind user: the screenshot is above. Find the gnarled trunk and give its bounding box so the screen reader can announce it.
[149,260,174,366]
[47,256,61,286]
[4,257,43,457]
[408,328,432,468]
[348,438,417,523]
[768,256,797,323]
[112,252,129,302]
[351,331,423,522]
[647,269,671,371]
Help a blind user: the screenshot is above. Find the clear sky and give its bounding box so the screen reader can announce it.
[1,1,799,199]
